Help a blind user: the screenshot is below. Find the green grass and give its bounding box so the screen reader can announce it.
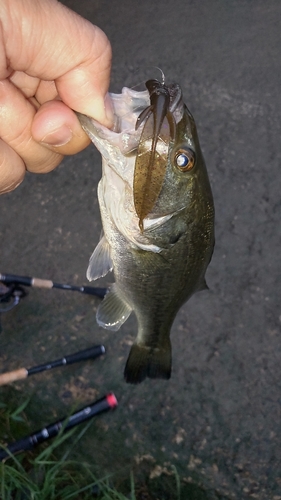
[0,440,134,499]
[0,401,136,499]
[0,400,216,499]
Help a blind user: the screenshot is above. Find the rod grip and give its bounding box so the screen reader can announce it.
[0,368,28,386]
[0,274,32,286]
[32,278,53,289]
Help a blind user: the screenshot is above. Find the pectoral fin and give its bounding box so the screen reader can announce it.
[97,284,132,331]
[86,235,113,281]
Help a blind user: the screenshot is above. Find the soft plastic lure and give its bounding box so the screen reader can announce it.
[133,79,177,231]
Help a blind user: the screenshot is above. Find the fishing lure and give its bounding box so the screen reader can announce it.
[133,78,177,231]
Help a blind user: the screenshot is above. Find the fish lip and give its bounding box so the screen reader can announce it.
[143,205,186,227]
[78,83,184,142]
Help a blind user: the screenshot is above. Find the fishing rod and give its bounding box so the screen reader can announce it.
[0,393,118,461]
[0,345,105,386]
[0,273,107,298]
[0,273,107,316]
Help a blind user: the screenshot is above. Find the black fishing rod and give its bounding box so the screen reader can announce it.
[0,273,107,298]
[0,345,105,386]
[0,273,107,317]
[0,393,118,461]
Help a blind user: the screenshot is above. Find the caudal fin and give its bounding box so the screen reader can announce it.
[124,341,171,384]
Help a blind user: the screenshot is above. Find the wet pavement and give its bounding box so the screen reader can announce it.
[1,1,281,498]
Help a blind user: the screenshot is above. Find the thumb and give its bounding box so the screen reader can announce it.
[54,22,114,126]
[1,0,113,126]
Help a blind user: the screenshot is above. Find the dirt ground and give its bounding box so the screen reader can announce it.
[1,1,281,498]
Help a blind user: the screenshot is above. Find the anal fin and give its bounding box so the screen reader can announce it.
[97,283,132,331]
[197,278,209,292]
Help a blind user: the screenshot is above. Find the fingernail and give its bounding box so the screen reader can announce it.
[40,125,72,147]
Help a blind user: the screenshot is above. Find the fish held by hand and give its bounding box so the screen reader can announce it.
[77,78,215,384]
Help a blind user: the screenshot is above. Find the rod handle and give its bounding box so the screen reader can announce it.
[0,274,32,286]
[0,368,28,386]
[32,278,53,288]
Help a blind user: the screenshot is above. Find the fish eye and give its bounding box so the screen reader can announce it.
[174,148,196,171]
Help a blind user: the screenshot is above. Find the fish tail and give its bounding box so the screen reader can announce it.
[124,339,171,384]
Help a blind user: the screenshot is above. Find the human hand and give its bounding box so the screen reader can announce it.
[0,0,112,194]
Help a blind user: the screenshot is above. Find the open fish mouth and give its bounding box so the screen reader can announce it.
[77,80,184,230]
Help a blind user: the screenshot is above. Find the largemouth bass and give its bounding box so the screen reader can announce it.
[77,78,214,384]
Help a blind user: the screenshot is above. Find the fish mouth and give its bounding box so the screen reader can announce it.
[77,82,184,230]
[77,83,183,155]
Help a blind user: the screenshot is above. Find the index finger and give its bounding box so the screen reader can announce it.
[0,0,112,126]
